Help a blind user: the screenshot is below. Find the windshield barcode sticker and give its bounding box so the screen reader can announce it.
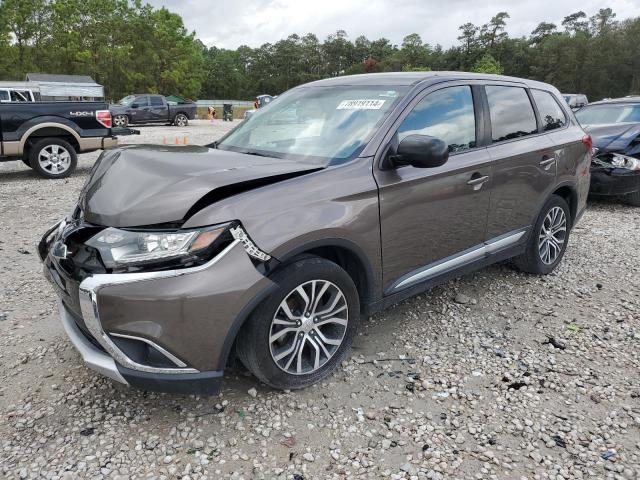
[337,99,386,110]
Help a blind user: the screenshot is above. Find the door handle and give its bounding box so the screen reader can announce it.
[539,155,556,170]
[467,174,490,190]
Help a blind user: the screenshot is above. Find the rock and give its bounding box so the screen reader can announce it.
[247,388,257,398]
[454,293,471,304]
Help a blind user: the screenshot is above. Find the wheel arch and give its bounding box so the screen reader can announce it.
[23,125,80,160]
[218,238,377,370]
[551,183,578,225]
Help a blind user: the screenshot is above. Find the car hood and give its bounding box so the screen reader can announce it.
[582,122,640,152]
[80,145,323,228]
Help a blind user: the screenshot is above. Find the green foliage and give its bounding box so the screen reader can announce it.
[472,54,503,74]
[0,3,637,102]
[0,0,202,99]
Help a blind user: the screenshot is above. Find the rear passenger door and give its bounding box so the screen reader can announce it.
[149,96,167,122]
[483,84,557,240]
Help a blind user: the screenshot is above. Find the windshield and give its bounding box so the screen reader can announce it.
[119,95,136,105]
[217,85,408,164]
[575,104,640,125]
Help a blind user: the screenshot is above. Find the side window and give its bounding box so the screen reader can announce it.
[532,90,567,131]
[397,85,476,153]
[0,90,9,102]
[486,86,537,142]
[135,96,149,106]
[150,96,164,106]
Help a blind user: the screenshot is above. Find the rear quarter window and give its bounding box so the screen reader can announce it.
[532,90,567,131]
[486,85,538,143]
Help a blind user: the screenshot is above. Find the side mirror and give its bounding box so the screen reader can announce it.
[131,103,139,109]
[395,134,449,168]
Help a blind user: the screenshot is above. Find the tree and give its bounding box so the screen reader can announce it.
[562,12,589,34]
[480,12,510,49]
[530,22,558,45]
[472,53,503,74]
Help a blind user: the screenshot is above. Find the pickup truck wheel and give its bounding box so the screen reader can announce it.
[113,114,128,127]
[512,195,571,274]
[174,113,188,127]
[29,138,77,179]
[236,256,360,390]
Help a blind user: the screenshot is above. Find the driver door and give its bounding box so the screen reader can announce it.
[374,83,493,293]
[130,96,150,122]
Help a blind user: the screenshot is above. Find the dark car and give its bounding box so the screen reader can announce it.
[575,97,640,206]
[110,94,197,127]
[39,72,591,394]
[0,101,128,178]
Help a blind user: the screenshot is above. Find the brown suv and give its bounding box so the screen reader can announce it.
[40,72,591,394]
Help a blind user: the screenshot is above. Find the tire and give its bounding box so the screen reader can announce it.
[236,256,360,390]
[113,114,129,127]
[512,195,571,274]
[29,138,77,179]
[173,113,188,127]
[21,157,32,168]
[622,190,640,207]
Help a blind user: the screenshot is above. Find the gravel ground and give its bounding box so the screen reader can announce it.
[1,120,639,479]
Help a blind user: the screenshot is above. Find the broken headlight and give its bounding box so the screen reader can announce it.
[609,153,640,171]
[86,225,228,269]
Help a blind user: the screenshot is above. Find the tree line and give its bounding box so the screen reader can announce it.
[0,1,638,102]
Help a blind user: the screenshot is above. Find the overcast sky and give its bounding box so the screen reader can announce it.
[148,0,638,49]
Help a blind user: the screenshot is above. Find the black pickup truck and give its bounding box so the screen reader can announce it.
[110,94,197,127]
[0,101,132,178]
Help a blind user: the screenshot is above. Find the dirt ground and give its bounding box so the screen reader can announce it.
[1,120,638,479]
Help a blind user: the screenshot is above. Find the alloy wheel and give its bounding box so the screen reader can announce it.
[38,144,71,176]
[113,115,127,127]
[538,206,567,265]
[175,114,187,127]
[269,280,348,375]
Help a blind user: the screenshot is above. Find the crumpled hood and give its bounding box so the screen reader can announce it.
[583,122,640,152]
[80,145,323,228]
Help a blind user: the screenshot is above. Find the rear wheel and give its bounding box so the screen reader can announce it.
[236,256,360,390]
[174,113,188,127]
[29,138,77,179]
[513,195,571,274]
[622,191,640,207]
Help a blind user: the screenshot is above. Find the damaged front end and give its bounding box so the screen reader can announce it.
[590,150,640,197]
[39,213,278,394]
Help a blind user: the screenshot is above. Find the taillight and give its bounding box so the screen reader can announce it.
[581,134,593,153]
[96,110,112,128]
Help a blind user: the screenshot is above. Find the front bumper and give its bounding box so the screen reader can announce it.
[590,166,640,197]
[41,221,275,394]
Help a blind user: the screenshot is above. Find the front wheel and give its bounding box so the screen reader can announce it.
[29,138,77,179]
[236,256,360,390]
[513,195,571,274]
[173,113,188,127]
[113,114,129,127]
